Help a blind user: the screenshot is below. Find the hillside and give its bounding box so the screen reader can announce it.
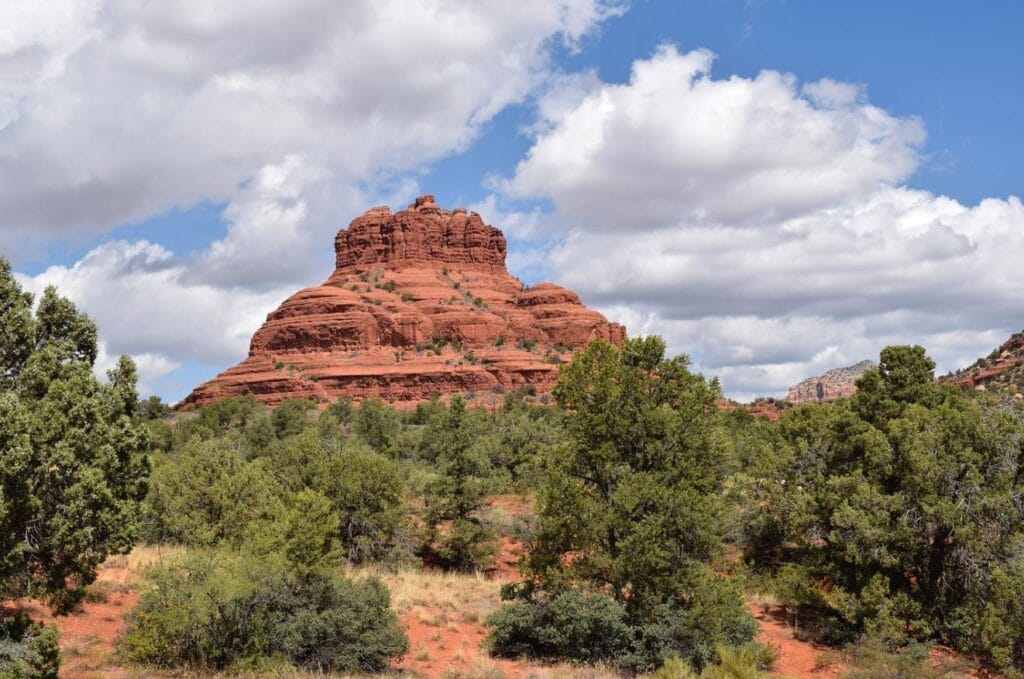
[182,195,625,408]
[943,330,1024,398]
[785,360,876,405]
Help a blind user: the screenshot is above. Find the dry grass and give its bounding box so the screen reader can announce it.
[519,664,624,679]
[98,543,188,588]
[351,565,505,618]
[120,670,416,679]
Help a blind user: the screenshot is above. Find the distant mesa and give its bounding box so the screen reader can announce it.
[785,360,877,406]
[942,330,1024,399]
[182,195,626,409]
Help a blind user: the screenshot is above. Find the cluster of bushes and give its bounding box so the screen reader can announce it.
[735,346,1024,675]
[121,526,406,671]
[5,253,1024,677]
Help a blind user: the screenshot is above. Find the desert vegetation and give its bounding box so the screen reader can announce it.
[2,261,1024,678]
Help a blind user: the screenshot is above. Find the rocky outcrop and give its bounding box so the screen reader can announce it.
[785,360,876,405]
[943,331,1024,398]
[182,195,626,409]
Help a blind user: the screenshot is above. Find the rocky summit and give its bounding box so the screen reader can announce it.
[785,360,877,405]
[182,195,626,409]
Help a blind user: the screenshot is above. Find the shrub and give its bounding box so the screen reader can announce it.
[270,398,315,438]
[487,591,633,664]
[487,587,764,674]
[516,337,537,351]
[0,617,59,679]
[141,439,278,547]
[120,550,407,673]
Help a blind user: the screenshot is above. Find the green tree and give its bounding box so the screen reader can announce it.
[352,398,402,454]
[528,337,733,615]
[0,261,150,613]
[745,345,1024,673]
[491,337,756,671]
[141,439,278,547]
[422,396,497,571]
[265,429,408,564]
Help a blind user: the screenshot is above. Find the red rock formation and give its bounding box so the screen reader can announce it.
[717,399,787,421]
[182,195,626,408]
[943,331,1024,397]
[785,360,876,405]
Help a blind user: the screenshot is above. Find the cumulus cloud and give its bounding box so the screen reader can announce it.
[18,240,292,369]
[3,0,622,397]
[506,45,925,231]
[0,0,621,258]
[502,45,1024,398]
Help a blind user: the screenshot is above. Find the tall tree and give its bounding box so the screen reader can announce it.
[0,259,149,613]
[528,337,732,615]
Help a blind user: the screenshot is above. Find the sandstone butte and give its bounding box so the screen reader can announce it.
[181,195,626,409]
[785,359,877,406]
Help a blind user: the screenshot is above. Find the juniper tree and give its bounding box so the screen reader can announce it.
[0,259,150,613]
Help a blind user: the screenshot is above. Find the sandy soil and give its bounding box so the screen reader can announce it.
[749,603,846,678]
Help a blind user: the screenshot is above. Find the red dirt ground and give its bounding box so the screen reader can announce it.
[750,603,846,678]
[12,563,139,679]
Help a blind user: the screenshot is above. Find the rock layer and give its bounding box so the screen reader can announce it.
[182,196,626,408]
[943,331,1024,398]
[785,360,876,405]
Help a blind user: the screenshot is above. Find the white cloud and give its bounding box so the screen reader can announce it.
[506,45,925,231]
[501,45,1024,398]
[0,0,621,259]
[3,0,622,398]
[18,240,292,368]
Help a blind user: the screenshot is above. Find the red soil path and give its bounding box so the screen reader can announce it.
[750,603,846,678]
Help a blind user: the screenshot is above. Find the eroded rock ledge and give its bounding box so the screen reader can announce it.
[182,195,626,409]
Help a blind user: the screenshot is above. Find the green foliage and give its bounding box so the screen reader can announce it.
[0,261,149,612]
[146,419,409,565]
[487,590,634,665]
[488,582,762,674]
[137,395,171,420]
[488,337,756,669]
[422,397,497,570]
[740,345,1024,673]
[120,549,407,673]
[0,617,59,679]
[529,337,735,616]
[268,431,408,564]
[270,398,315,439]
[141,439,278,547]
[352,398,402,454]
[844,640,958,679]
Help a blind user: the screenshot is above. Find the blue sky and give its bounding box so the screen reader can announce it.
[3,0,1022,401]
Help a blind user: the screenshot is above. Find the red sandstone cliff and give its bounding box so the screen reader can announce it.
[942,331,1024,398]
[182,195,626,408]
[785,360,876,405]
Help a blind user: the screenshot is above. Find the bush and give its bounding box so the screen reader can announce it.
[141,439,278,547]
[0,617,59,679]
[120,550,407,673]
[487,591,633,664]
[631,572,761,671]
[488,585,764,674]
